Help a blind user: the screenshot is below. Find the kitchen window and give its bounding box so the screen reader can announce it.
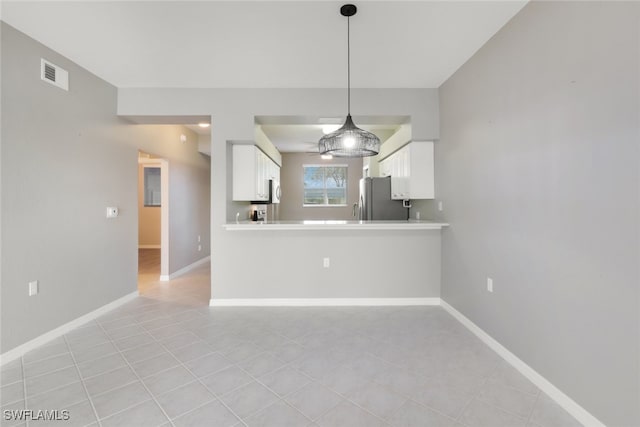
[303,165,348,206]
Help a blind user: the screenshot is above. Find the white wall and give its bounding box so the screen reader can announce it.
[0,23,211,353]
[436,2,639,425]
[118,87,440,300]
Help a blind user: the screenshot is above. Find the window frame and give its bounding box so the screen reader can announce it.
[302,164,349,208]
[143,165,162,207]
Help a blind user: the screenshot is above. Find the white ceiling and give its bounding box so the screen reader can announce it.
[1,0,527,89]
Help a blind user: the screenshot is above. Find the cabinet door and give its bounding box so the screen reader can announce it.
[390,148,409,200]
[232,145,258,201]
[379,158,391,177]
[408,141,434,199]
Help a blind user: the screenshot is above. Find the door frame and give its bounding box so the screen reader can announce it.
[138,157,170,280]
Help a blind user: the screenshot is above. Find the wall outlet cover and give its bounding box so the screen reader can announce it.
[28,280,39,296]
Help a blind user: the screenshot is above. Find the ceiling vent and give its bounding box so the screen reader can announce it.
[40,59,68,91]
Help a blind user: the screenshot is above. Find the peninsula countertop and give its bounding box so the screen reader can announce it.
[222,220,449,231]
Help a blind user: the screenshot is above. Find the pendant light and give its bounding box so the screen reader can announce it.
[319,4,380,157]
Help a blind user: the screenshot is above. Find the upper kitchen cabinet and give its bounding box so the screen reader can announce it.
[233,144,280,201]
[379,141,434,200]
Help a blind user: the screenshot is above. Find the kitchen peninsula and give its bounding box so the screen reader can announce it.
[223,219,448,231]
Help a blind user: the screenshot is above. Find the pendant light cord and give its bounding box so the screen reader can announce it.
[347,15,351,115]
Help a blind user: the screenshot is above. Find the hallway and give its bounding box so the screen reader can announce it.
[138,249,210,307]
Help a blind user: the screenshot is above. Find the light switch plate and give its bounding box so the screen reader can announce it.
[29,280,39,296]
[106,207,119,218]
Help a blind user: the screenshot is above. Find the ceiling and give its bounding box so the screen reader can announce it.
[1,1,527,89]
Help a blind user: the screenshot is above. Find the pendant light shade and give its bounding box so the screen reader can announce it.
[318,115,380,157]
[319,4,380,158]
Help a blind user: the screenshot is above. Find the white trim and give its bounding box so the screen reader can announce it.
[159,160,169,279]
[223,220,449,231]
[0,291,138,367]
[138,245,161,249]
[209,297,440,307]
[440,300,605,427]
[161,256,210,282]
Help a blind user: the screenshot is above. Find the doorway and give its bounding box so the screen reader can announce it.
[137,151,169,292]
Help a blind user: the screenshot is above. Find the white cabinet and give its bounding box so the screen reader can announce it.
[379,157,392,177]
[233,145,280,201]
[379,141,434,200]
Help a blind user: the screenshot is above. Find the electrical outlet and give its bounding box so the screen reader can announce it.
[106,207,119,218]
[323,257,330,268]
[415,211,421,220]
[438,201,443,212]
[198,235,201,243]
[29,280,39,296]
[487,277,494,293]
[198,245,202,252]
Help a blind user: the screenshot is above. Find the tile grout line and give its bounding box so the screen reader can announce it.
[235,342,394,426]
[525,388,542,426]
[93,322,176,427]
[62,335,102,427]
[20,357,28,427]
[453,359,498,423]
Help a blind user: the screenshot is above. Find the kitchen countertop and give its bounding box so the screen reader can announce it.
[222,220,449,231]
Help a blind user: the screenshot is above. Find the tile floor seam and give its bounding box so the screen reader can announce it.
[341,390,403,426]
[127,322,249,427]
[22,379,86,404]
[93,322,174,427]
[474,394,534,422]
[487,378,541,397]
[20,357,28,427]
[21,349,71,367]
[84,378,140,399]
[167,395,244,427]
[524,388,542,426]
[128,362,181,382]
[94,397,156,424]
[62,335,102,427]
[452,357,496,422]
[371,380,460,425]
[266,397,316,425]
[213,360,290,422]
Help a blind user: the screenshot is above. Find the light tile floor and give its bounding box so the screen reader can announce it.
[1,297,583,427]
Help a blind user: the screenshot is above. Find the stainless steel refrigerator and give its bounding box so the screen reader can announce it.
[357,177,409,220]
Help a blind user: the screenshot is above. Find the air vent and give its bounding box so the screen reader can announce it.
[40,59,68,91]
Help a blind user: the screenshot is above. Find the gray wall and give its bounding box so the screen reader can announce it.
[437,2,639,425]
[118,86,440,302]
[0,23,210,352]
[279,153,363,221]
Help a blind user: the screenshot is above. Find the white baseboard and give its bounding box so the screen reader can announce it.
[161,256,210,282]
[440,300,604,427]
[138,245,161,249]
[0,291,139,367]
[209,297,440,307]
